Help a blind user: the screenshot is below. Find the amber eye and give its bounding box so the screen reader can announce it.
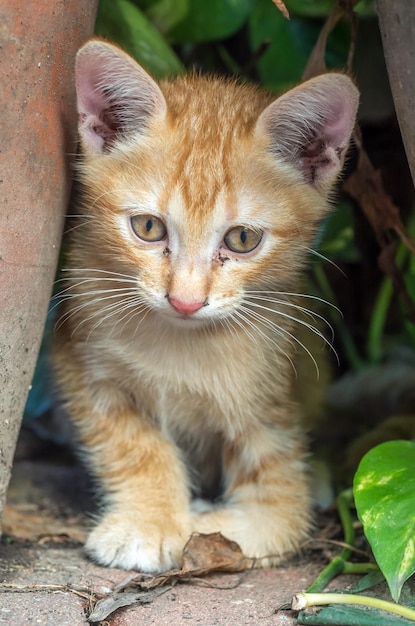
[224,226,263,253]
[131,215,167,242]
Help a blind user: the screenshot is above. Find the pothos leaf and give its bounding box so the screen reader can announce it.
[354,440,415,602]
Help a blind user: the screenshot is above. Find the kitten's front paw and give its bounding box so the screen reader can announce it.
[192,503,309,567]
[85,512,191,572]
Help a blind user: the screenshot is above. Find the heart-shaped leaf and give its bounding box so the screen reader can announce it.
[354,440,415,601]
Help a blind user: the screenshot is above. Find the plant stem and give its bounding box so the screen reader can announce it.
[336,488,354,560]
[342,561,379,575]
[366,241,409,363]
[306,556,346,593]
[292,592,415,622]
[307,489,357,593]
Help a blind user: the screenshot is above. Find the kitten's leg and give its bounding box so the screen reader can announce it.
[67,386,191,572]
[191,424,311,566]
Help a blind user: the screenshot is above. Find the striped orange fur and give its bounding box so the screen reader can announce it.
[53,40,359,572]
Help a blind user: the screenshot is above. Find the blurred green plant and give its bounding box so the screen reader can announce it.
[354,440,415,603]
[294,480,415,624]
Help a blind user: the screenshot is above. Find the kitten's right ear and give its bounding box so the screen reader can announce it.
[256,73,359,192]
[75,40,167,155]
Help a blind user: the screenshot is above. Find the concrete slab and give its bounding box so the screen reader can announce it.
[0,542,324,625]
[0,448,350,625]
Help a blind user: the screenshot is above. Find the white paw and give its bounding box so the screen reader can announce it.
[192,503,309,566]
[85,513,191,572]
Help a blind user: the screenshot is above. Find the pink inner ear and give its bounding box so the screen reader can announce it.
[76,57,116,153]
[75,41,167,155]
[77,56,111,119]
[323,96,359,153]
[257,74,359,189]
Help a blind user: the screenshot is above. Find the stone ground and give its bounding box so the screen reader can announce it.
[0,434,354,626]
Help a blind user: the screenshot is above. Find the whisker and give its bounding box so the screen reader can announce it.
[54,285,138,302]
[86,297,149,340]
[227,310,263,352]
[69,293,148,339]
[246,295,335,343]
[240,305,321,377]
[239,305,294,347]
[245,290,342,316]
[233,308,296,374]
[88,188,127,210]
[59,267,138,281]
[244,299,338,366]
[301,245,346,277]
[54,290,140,331]
[64,216,98,235]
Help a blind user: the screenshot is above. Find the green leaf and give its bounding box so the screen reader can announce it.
[95,0,183,77]
[248,0,316,92]
[249,0,351,92]
[284,0,375,18]
[350,569,385,593]
[317,201,360,263]
[284,0,336,18]
[354,440,415,602]
[137,0,189,35]
[169,0,252,43]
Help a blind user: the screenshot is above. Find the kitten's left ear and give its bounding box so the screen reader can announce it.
[256,74,359,191]
[75,40,167,155]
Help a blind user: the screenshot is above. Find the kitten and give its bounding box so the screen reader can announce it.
[53,39,358,572]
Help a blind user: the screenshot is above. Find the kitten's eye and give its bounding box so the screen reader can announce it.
[131,215,167,242]
[224,226,263,253]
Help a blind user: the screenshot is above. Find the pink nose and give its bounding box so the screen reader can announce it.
[168,296,206,316]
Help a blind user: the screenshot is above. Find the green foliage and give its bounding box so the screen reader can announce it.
[95,0,183,77]
[354,441,415,602]
[136,0,188,35]
[248,0,314,91]
[317,202,360,263]
[285,0,337,17]
[168,0,253,43]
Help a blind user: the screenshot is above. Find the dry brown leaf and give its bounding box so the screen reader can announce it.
[271,0,290,20]
[302,0,361,80]
[87,587,171,622]
[139,532,251,590]
[343,130,415,321]
[182,531,250,574]
[302,5,344,80]
[343,130,407,244]
[87,533,251,622]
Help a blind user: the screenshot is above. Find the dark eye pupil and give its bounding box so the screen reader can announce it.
[240,229,247,244]
[145,219,153,232]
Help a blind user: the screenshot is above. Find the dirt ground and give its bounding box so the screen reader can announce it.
[0,431,356,626]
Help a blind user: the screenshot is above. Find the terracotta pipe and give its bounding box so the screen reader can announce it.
[0,1,98,523]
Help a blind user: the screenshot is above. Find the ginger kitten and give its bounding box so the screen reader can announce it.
[53,40,358,572]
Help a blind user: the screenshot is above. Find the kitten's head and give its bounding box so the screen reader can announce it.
[72,40,358,330]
